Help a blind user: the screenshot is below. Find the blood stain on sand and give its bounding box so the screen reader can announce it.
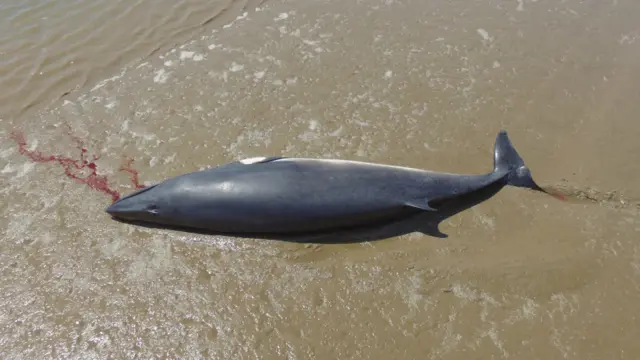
[9,129,145,203]
[119,158,144,190]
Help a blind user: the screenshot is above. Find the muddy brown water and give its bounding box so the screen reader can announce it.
[1,0,640,359]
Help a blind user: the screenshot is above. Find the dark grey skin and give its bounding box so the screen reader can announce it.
[106,131,556,234]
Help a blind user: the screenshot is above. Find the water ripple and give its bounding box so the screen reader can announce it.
[0,0,254,120]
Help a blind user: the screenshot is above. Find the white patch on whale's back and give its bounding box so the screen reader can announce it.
[239,156,268,164]
[236,157,459,176]
[273,157,432,173]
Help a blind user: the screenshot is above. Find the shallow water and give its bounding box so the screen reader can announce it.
[0,0,263,120]
[1,0,640,359]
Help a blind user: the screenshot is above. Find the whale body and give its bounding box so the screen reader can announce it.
[106,131,552,234]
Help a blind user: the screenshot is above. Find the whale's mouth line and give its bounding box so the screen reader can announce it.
[110,183,158,205]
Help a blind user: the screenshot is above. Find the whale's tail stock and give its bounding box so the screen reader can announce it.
[492,130,566,201]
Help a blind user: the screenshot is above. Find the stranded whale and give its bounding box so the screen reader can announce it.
[106,130,560,234]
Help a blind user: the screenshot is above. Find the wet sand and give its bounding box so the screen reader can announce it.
[1,0,640,359]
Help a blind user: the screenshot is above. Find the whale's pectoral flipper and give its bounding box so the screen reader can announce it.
[404,198,437,212]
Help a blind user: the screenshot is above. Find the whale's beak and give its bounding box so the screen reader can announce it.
[105,184,159,220]
[105,199,136,218]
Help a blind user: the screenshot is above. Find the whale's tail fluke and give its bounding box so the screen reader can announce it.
[492,130,565,200]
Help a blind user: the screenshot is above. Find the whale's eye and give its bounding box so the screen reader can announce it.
[146,204,159,215]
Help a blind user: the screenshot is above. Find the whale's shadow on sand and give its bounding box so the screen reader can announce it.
[111,181,505,244]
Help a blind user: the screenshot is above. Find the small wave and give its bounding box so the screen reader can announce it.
[0,0,251,120]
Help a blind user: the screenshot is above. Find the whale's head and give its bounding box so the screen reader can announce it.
[105,184,166,224]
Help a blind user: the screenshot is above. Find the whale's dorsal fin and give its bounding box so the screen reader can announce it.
[404,198,437,212]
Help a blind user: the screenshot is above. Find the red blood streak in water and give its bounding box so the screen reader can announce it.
[9,129,144,203]
[120,158,145,190]
[551,193,567,201]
